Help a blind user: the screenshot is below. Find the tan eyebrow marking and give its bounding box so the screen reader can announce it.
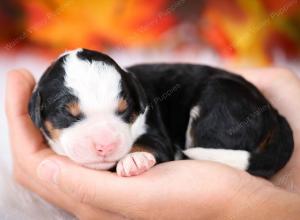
[44,120,61,140]
[118,98,128,113]
[66,102,81,117]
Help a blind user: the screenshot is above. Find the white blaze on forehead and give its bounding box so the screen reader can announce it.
[63,50,121,114]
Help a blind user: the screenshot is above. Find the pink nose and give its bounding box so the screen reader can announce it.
[92,129,120,156]
[95,142,118,156]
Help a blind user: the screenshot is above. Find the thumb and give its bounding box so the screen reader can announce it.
[37,157,143,215]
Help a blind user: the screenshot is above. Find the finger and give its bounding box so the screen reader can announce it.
[226,67,300,97]
[5,69,35,118]
[224,67,270,91]
[5,70,128,218]
[5,69,46,154]
[14,159,77,213]
[36,157,142,216]
[15,158,124,219]
[77,205,126,220]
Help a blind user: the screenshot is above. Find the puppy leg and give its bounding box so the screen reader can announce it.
[116,132,174,177]
[116,151,156,177]
[183,147,250,170]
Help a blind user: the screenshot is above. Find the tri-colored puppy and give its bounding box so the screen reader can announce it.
[29,48,294,178]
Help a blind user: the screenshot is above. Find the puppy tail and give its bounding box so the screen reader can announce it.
[246,115,294,178]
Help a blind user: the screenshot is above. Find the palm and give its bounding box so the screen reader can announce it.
[6,68,300,220]
[233,68,300,193]
[118,160,266,219]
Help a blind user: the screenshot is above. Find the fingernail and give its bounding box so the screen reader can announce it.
[37,160,59,184]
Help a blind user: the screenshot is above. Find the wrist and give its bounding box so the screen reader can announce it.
[224,179,300,220]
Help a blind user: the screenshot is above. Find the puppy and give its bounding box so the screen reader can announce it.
[29,48,294,178]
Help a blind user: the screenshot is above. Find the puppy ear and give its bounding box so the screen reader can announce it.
[124,72,147,113]
[29,90,42,128]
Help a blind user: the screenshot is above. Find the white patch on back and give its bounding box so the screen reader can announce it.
[63,50,121,115]
[183,147,250,170]
[185,105,200,148]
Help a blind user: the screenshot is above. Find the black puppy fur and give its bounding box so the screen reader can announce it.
[127,64,294,178]
[29,49,294,178]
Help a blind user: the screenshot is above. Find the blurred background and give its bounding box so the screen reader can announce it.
[1,0,300,166]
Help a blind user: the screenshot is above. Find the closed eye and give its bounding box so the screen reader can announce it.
[48,108,83,129]
[66,102,82,117]
[116,97,138,123]
[66,110,84,121]
[116,107,138,123]
[116,106,129,116]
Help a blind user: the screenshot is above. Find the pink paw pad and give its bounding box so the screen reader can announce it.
[116,152,156,177]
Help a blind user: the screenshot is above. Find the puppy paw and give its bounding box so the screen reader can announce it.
[116,152,156,177]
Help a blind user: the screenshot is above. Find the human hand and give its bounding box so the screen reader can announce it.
[230,67,300,193]
[5,69,125,219]
[6,68,300,219]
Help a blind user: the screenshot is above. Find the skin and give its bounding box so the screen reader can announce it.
[5,68,300,220]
